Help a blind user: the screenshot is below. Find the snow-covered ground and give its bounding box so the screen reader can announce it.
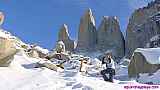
[0,50,159,90]
[0,51,124,90]
[138,70,160,84]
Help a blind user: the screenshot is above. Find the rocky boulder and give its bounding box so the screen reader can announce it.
[128,50,160,78]
[46,53,70,61]
[125,0,160,58]
[76,8,97,52]
[27,49,39,58]
[58,24,74,51]
[97,16,125,59]
[55,41,65,53]
[0,37,18,66]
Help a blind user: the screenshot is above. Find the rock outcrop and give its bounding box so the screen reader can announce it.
[27,45,48,59]
[58,24,74,51]
[128,50,160,78]
[76,8,97,52]
[146,34,160,48]
[28,49,39,58]
[97,16,125,59]
[0,37,17,66]
[125,0,160,58]
[55,41,65,53]
[0,12,18,66]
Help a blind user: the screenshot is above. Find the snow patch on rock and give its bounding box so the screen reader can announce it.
[135,48,160,64]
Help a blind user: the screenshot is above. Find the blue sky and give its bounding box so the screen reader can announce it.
[0,0,152,49]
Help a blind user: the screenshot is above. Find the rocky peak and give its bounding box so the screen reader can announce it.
[101,16,120,30]
[128,0,160,27]
[58,24,70,41]
[97,16,125,59]
[58,24,74,52]
[125,0,160,58]
[84,8,96,26]
[76,8,97,52]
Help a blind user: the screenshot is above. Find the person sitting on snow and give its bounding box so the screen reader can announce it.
[79,57,89,75]
[100,53,115,82]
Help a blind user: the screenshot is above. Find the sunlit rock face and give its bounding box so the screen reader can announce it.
[76,8,97,52]
[97,16,125,59]
[58,24,74,52]
[0,12,4,26]
[0,37,17,67]
[125,0,160,58]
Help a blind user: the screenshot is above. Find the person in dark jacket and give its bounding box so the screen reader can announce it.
[100,54,115,82]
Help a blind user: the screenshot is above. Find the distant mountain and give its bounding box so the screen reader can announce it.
[125,0,160,58]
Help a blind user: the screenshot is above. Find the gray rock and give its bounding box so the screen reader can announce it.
[58,24,74,51]
[146,34,160,48]
[125,1,160,58]
[128,51,160,78]
[97,16,125,59]
[27,45,47,59]
[76,8,97,52]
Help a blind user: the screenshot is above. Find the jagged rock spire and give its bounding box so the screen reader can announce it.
[58,24,74,51]
[76,8,97,52]
[84,8,96,26]
[58,24,70,40]
[97,16,125,59]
